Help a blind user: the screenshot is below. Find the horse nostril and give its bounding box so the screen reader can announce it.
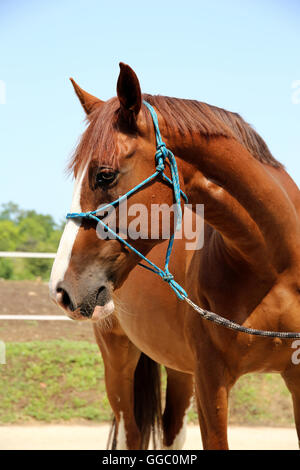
[56,286,73,311]
[96,285,110,306]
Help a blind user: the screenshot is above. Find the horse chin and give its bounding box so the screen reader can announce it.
[66,308,90,322]
[91,300,115,323]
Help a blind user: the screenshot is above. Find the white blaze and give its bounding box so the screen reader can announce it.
[49,163,88,298]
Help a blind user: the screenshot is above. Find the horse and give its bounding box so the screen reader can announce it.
[50,63,300,450]
[93,235,195,450]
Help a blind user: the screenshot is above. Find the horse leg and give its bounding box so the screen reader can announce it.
[281,369,300,448]
[162,368,194,449]
[194,352,232,450]
[93,321,142,449]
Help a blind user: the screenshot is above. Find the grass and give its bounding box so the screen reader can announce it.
[0,340,111,423]
[229,373,294,426]
[0,340,295,426]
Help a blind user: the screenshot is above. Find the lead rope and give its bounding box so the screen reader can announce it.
[67,101,300,339]
[183,296,300,338]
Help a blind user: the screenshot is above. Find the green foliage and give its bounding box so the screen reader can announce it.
[0,202,63,280]
[0,258,14,278]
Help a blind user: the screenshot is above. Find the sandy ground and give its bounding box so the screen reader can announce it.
[0,424,298,450]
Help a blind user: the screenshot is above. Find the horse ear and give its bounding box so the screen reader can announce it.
[117,63,142,117]
[70,78,103,115]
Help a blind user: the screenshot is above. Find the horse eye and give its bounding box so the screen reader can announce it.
[95,169,117,187]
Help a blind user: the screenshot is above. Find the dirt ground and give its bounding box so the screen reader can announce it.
[0,279,95,342]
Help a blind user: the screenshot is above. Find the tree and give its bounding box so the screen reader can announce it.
[0,202,62,280]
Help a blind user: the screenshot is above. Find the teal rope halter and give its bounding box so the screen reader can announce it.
[67,101,188,300]
[66,100,300,339]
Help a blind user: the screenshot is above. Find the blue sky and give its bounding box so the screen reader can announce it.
[1,0,299,223]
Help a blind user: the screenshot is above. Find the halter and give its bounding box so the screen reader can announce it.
[67,101,188,300]
[66,101,300,339]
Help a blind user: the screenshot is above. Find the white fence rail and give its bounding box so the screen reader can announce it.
[0,251,68,321]
[0,251,56,258]
[0,315,70,321]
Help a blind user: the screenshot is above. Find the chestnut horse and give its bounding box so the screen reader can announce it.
[50,63,300,450]
[94,236,195,450]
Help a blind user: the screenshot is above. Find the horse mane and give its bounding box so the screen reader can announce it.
[69,93,282,175]
[143,94,283,169]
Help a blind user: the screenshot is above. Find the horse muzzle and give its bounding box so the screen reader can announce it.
[53,281,115,322]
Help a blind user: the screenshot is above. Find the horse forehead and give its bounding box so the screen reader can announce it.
[115,131,138,155]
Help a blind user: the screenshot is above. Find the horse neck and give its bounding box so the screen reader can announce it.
[161,126,300,277]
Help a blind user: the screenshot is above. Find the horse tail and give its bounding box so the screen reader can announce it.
[134,352,162,449]
[107,353,162,449]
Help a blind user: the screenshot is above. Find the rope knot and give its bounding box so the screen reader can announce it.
[66,211,93,220]
[162,273,174,282]
[155,142,168,172]
[156,161,165,172]
[156,142,167,154]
